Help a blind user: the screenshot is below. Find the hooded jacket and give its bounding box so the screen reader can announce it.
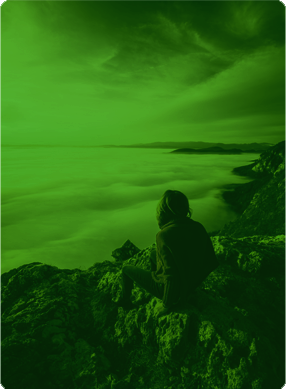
[151,216,219,307]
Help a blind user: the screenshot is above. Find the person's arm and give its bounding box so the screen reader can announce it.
[162,279,178,308]
[156,232,179,307]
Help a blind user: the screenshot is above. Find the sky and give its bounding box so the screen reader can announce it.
[2,1,285,146]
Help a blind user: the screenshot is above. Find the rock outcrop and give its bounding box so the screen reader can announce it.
[219,140,285,237]
[1,141,285,389]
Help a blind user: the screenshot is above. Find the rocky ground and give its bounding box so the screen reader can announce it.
[1,141,285,389]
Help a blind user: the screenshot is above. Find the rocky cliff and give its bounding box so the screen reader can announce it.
[1,142,285,389]
[217,140,285,238]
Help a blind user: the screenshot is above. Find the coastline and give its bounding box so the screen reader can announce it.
[214,140,285,238]
[208,158,261,236]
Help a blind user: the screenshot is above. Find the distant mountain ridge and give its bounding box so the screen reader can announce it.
[170,146,245,154]
[2,141,277,152]
[99,141,274,152]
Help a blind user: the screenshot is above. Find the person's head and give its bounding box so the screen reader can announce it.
[156,190,193,229]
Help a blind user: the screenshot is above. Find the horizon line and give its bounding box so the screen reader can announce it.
[1,141,279,148]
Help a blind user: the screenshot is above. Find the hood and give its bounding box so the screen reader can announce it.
[160,216,193,230]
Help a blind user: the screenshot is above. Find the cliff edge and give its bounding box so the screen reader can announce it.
[218,140,285,238]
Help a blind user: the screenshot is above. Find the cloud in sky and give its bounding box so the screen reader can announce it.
[2,1,285,145]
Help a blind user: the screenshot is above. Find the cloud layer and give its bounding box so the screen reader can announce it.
[2,2,284,145]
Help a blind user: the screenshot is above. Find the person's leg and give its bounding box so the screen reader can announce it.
[121,266,135,300]
[121,265,164,301]
[149,248,157,272]
[148,249,181,307]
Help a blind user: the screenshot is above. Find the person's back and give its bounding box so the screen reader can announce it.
[117,189,219,317]
[156,216,219,303]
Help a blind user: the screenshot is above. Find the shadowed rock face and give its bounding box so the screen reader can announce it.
[1,141,285,389]
[219,140,285,238]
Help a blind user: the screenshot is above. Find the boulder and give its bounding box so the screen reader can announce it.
[111,239,141,262]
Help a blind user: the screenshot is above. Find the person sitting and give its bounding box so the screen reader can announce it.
[116,189,219,318]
